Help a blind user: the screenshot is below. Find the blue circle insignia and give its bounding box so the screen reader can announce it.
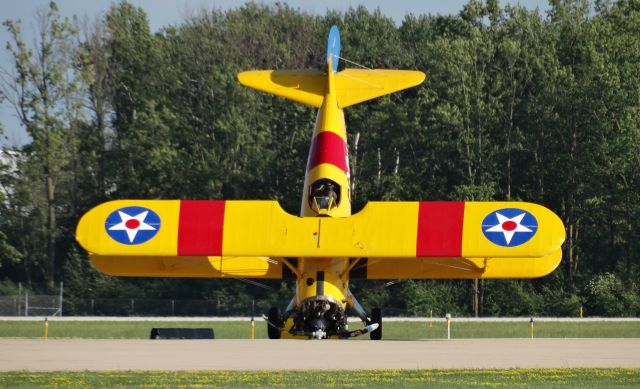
[481,208,538,247]
[105,206,161,245]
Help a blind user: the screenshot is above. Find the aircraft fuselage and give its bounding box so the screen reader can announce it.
[284,60,357,338]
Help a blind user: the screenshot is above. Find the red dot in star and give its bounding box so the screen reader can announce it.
[125,219,140,229]
[502,221,517,231]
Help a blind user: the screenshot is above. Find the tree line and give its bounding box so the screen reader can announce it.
[0,0,638,317]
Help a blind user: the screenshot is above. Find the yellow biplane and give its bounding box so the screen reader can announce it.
[76,26,565,340]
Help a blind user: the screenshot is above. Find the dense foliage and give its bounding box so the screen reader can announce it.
[0,0,638,316]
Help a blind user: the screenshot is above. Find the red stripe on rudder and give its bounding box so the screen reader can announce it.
[178,200,225,256]
[416,202,464,257]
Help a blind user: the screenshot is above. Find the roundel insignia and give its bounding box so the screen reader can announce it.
[105,206,161,245]
[481,208,538,247]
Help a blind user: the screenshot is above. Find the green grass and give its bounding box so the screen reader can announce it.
[384,321,640,339]
[0,369,638,388]
[0,321,266,339]
[0,320,638,339]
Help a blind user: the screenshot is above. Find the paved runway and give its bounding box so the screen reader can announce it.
[1,338,639,371]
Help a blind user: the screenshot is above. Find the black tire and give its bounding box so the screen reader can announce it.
[370,307,382,340]
[267,307,282,339]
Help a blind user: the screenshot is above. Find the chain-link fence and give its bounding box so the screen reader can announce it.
[0,294,411,317]
[0,294,62,316]
[0,296,23,316]
[0,281,409,317]
[0,293,293,317]
[0,282,64,316]
[63,298,296,317]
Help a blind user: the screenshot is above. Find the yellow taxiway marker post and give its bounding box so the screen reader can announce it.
[445,313,451,340]
[44,317,49,339]
[580,305,584,318]
[530,317,535,339]
[250,300,255,340]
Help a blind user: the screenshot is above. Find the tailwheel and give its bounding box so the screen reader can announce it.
[369,307,382,340]
[267,307,282,339]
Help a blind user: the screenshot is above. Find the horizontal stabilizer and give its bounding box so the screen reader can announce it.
[77,200,565,260]
[335,69,425,108]
[238,69,426,108]
[238,70,325,108]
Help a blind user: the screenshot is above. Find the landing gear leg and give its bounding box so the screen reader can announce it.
[267,307,282,339]
[346,289,368,323]
[369,307,382,340]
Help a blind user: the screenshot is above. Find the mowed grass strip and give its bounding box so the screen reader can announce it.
[0,369,638,388]
[384,320,640,339]
[0,320,639,339]
[0,321,266,339]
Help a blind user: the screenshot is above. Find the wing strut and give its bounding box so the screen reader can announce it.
[340,258,362,281]
[280,258,301,278]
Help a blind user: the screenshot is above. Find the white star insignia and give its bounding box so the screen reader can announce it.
[108,210,157,243]
[485,212,532,245]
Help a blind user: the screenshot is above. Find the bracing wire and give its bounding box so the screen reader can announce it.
[231,277,276,291]
[349,258,479,278]
[330,53,384,88]
[333,54,376,71]
[338,71,383,89]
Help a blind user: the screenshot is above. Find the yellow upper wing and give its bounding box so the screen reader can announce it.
[76,200,564,259]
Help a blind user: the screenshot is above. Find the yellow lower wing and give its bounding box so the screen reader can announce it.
[90,255,283,278]
[90,249,561,280]
[358,249,562,279]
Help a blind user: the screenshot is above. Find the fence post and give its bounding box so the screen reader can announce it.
[59,282,63,316]
[24,292,28,317]
[131,299,135,315]
[251,299,255,340]
[171,300,175,316]
[17,282,22,316]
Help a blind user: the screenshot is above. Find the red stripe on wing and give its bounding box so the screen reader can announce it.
[306,131,349,173]
[416,202,465,257]
[178,200,225,256]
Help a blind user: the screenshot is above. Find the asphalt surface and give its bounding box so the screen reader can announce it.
[1,338,639,371]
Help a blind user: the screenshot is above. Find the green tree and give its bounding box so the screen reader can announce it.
[1,2,83,288]
[0,149,22,270]
[0,0,638,316]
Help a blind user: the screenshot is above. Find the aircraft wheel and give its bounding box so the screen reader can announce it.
[370,307,382,340]
[267,307,282,339]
